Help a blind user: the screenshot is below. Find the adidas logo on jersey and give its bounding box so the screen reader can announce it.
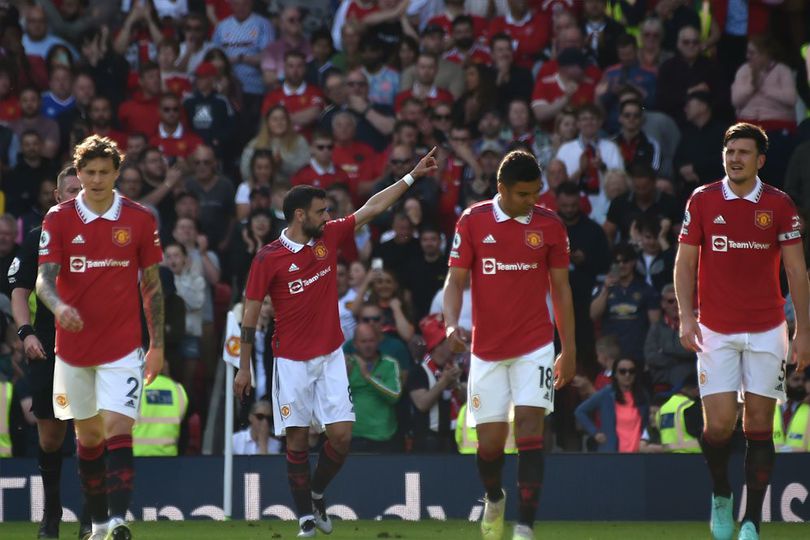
[775,383,784,392]
[125,399,136,409]
[71,234,85,244]
[288,263,299,272]
[713,215,726,225]
[482,234,497,244]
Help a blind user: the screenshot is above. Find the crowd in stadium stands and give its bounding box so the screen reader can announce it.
[4,0,810,458]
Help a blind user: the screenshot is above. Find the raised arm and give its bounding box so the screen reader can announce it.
[353,147,438,230]
[140,264,165,385]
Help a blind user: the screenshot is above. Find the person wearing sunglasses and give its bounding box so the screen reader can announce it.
[231,400,282,455]
[149,92,203,161]
[612,99,661,175]
[575,357,650,453]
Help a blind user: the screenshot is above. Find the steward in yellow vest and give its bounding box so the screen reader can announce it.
[133,374,188,456]
[0,380,12,457]
[657,374,701,453]
[455,403,518,455]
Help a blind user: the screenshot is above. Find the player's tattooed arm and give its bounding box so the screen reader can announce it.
[35,263,64,313]
[241,326,256,344]
[140,264,165,348]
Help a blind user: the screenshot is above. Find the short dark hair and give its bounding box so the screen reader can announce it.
[613,242,638,262]
[497,151,541,187]
[311,128,333,142]
[619,99,643,114]
[419,222,441,236]
[577,103,603,119]
[724,122,768,155]
[636,215,661,236]
[627,162,656,181]
[284,49,307,63]
[73,135,123,171]
[56,165,78,192]
[452,15,474,29]
[489,32,512,49]
[555,181,580,198]
[164,241,187,256]
[283,185,327,222]
[139,60,160,76]
[616,33,637,49]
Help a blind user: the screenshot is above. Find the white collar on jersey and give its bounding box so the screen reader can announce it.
[279,228,315,253]
[492,194,532,225]
[310,158,335,175]
[721,176,763,203]
[75,189,123,223]
[283,81,307,96]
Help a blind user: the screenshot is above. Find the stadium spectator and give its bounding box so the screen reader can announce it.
[86,96,128,150]
[404,223,448,323]
[353,266,415,343]
[116,163,147,204]
[344,301,413,379]
[535,107,578,171]
[163,242,206,406]
[184,145,234,252]
[202,47,244,111]
[656,25,730,127]
[41,66,75,122]
[452,63,497,129]
[784,139,810,214]
[22,5,77,60]
[371,210,422,273]
[227,209,278,296]
[590,243,660,364]
[644,284,696,391]
[138,148,182,225]
[150,93,204,161]
[604,164,681,247]
[11,88,60,159]
[117,62,162,137]
[444,15,492,66]
[556,182,610,373]
[575,357,650,452]
[5,131,56,218]
[260,6,312,90]
[331,110,380,202]
[612,100,662,176]
[399,24,465,98]
[157,38,192,97]
[655,0,702,54]
[291,130,351,190]
[1,21,48,92]
[232,400,282,455]
[396,53,455,115]
[183,62,234,158]
[572,335,622,400]
[260,50,324,133]
[331,18,363,73]
[305,29,337,88]
[673,91,727,197]
[598,34,657,131]
[177,13,214,75]
[347,323,402,452]
[637,16,672,74]
[532,48,598,127]
[487,0,551,71]
[235,149,275,220]
[635,215,675,292]
[556,103,623,205]
[358,32,400,108]
[78,27,129,108]
[240,105,309,183]
[581,0,625,69]
[408,314,463,453]
[337,261,358,342]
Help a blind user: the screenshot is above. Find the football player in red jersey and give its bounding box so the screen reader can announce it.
[235,148,438,538]
[36,135,165,540]
[675,123,810,540]
[444,150,576,540]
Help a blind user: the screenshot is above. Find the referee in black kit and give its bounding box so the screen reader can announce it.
[9,166,91,539]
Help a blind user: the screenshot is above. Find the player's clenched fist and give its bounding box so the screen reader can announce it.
[234,368,252,400]
[54,304,83,332]
[446,326,470,353]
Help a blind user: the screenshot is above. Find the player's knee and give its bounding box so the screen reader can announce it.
[328,430,351,454]
[703,423,734,442]
[103,414,134,438]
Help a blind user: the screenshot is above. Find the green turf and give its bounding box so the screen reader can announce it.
[0,520,805,540]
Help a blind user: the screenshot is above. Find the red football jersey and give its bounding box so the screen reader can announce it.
[261,83,324,119]
[149,126,203,159]
[531,73,596,130]
[449,197,570,360]
[444,45,493,66]
[246,216,356,360]
[333,141,381,204]
[0,96,21,123]
[678,178,802,334]
[118,93,160,136]
[91,128,129,151]
[487,11,550,70]
[291,161,351,190]
[346,0,378,21]
[426,14,489,39]
[39,192,163,366]
[394,87,454,113]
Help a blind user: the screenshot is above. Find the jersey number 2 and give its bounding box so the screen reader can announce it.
[126,377,140,398]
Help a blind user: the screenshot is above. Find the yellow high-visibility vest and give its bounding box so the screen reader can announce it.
[658,394,700,453]
[455,403,518,455]
[0,381,13,457]
[783,403,810,452]
[773,407,785,446]
[133,375,187,456]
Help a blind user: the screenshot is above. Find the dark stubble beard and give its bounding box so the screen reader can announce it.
[303,220,325,239]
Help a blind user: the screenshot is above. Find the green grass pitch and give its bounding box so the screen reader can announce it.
[0,520,806,539]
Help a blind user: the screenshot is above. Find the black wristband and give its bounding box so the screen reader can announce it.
[17,324,35,342]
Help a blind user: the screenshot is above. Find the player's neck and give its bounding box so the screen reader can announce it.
[82,192,115,216]
[727,176,758,198]
[285,225,311,246]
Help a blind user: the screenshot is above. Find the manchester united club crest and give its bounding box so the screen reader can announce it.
[112,227,132,247]
[525,230,543,249]
[699,371,708,386]
[280,404,291,419]
[755,211,773,230]
[54,394,68,408]
[225,337,240,357]
[471,394,481,410]
[313,242,328,259]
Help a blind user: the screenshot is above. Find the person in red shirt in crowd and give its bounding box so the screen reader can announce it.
[157,38,192,98]
[536,158,592,215]
[291,129,351,190]
[427,0,488,41]
[150,93,203,162]
[394,53,454,113]
[87,96,128,150]
[0,67,20,123]
[261,50,324,133]
[444,150,575,540]
[537,24,602,82]
[37,135,165,540]
[118,61,161,136]
[488,0,551,71]
[531,47,597,129]
[675,123,810,540]
[331,111,380,205]
[234,149,438,538]
[444,16,493,66]
[260,5,312,90]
